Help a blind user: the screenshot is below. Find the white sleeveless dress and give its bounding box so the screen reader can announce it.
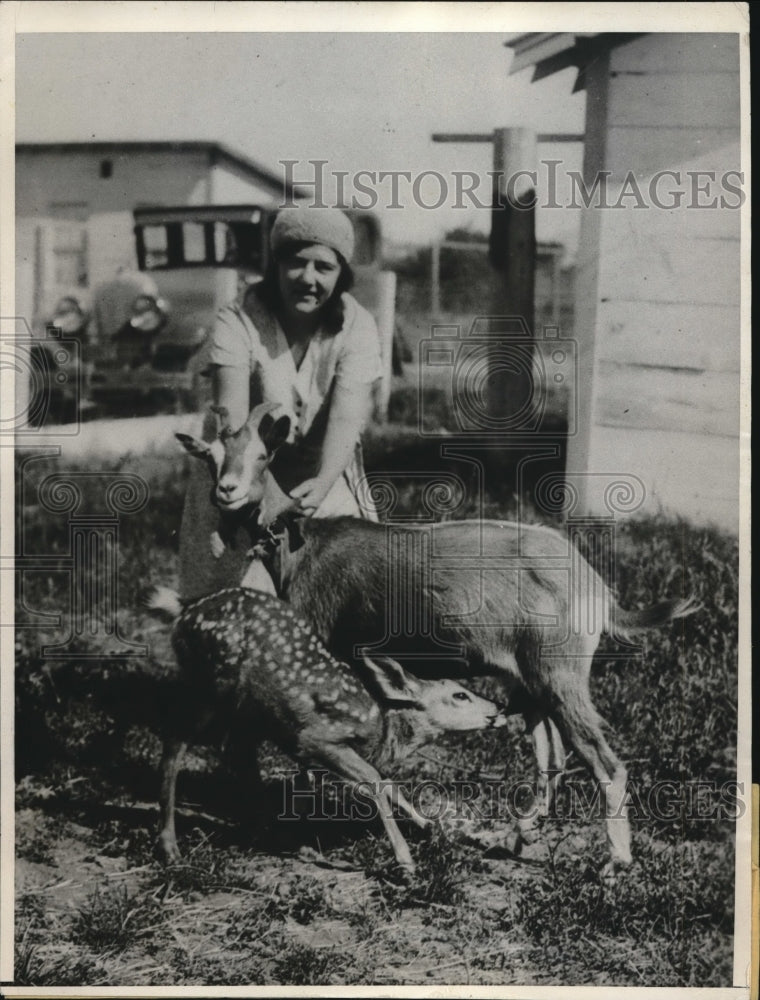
[178,286,382,600]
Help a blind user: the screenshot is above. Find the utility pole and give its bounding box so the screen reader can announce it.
[432,128,581,434]
[433,127,536,431]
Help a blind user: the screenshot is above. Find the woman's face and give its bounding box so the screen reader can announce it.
[276,244,342,320]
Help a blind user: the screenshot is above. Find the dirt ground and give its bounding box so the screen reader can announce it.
[16,802,557,987]
[15,738,736,989]
[13,448,739,989]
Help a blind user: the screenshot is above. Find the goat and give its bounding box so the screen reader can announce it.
[176,402,290,561]
[177,412,699,873]
[146,585,508,872]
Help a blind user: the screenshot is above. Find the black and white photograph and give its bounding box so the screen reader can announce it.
[0,2,751,994]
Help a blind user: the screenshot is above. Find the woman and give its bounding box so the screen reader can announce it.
[178,205,383,600]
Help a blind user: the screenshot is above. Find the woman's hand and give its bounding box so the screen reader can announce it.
[289,477,332,516]
[214,365,250,431]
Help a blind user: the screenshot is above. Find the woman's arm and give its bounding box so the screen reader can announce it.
[213,364,250,431]
[289,383,374,515]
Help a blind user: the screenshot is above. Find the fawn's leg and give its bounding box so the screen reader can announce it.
[158,737,186,862]
[223,724,265,796]
[313,745,416,872]
[391,784,430,830]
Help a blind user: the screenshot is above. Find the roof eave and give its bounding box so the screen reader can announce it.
[15,140,302,198]
[506,32,648,91]
[506,32,596,75]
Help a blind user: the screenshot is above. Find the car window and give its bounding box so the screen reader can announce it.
[182,223,206,264]
[142,225,169,268]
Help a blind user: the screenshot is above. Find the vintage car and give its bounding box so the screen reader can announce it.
[85,204,395,417]
[29,204,395,423]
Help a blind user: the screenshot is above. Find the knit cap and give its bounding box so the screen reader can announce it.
[270,205,355,263]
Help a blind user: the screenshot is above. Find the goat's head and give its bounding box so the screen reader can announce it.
[176,403,291,512]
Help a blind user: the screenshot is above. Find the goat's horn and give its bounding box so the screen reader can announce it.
[246,402,282,428]
[210,404,232,434]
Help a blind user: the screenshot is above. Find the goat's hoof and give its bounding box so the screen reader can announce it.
[510,827,536,854]
[515,826,540,847]
[157,840,181,865]
[514,837,549,863]
[210,532,225,559]
[413,817,433,838]
[397,861,416,879]
[601,862,618,884]
[601,856,632,883]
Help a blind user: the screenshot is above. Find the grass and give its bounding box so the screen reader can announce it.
[272,942,369,986]
[342,826,485,913]
[12,390,740,987]
[70,884,165,954]
[497,834,735,986]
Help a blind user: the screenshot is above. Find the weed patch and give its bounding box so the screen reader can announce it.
[71,883,165,954]
[272,941,369,986]
[500,836,735,986]
[13,447,739,987]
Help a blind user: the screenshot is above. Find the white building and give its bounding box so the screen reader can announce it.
[15,141,296,325]
[507,33,742,532]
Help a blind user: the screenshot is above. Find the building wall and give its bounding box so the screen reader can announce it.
[567,33,742,531]
[15,149,279,325]
[209,163,283,206]
[16,149,213,220]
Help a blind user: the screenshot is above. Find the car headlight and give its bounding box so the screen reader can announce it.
[129,294,167,333]
[52,296,86,334]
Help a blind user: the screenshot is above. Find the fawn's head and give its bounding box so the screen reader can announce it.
[176,403,291,512]
[362,655,508,734]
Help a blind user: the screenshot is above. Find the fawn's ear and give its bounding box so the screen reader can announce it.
[176,433,212,460]
[259,414,291,455]
[362,655,424,709]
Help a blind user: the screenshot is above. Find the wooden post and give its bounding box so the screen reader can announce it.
[373,269,397,421]
[551,248,561,327]
[430,128,584,445]
[432,127,542,439]
[430,241,441,318]
[487,127,537,432]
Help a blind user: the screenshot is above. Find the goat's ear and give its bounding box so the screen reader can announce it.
[258,474,299,527]
[362,655,423,708]
[175,433,212,460]
[246,401,281,432]
[259,414,291,455]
